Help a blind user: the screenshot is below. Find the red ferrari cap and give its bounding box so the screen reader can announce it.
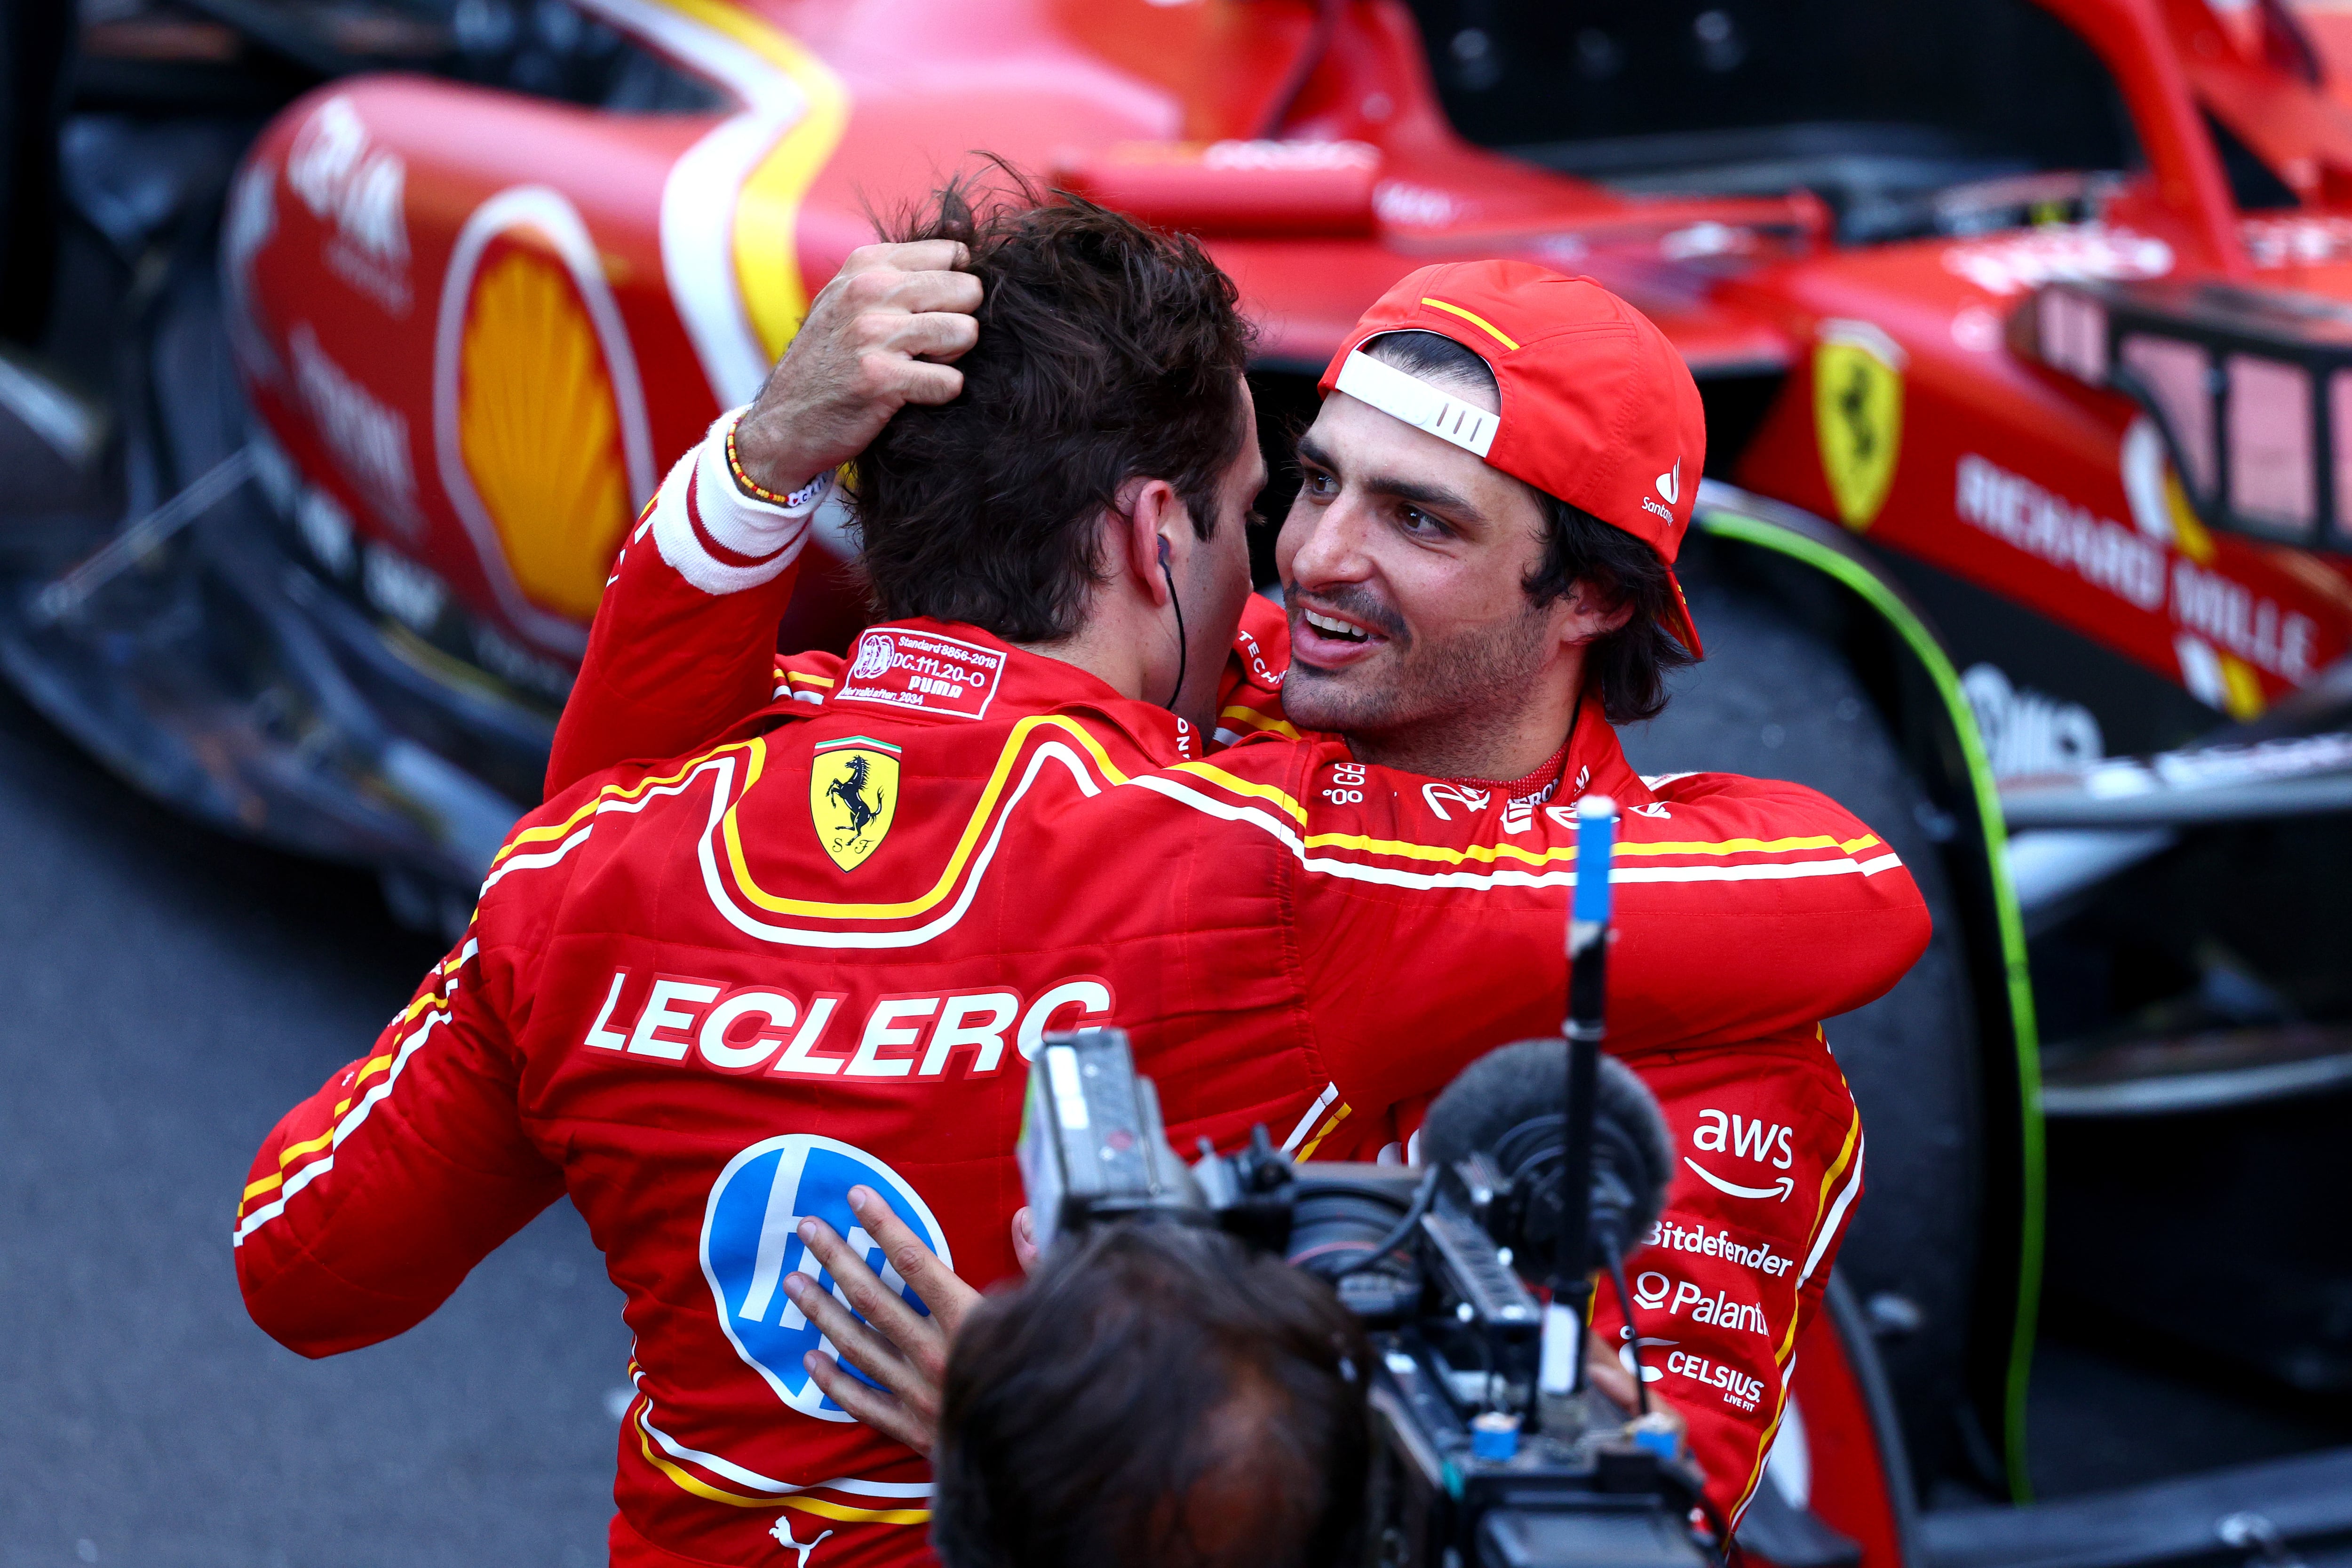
[1318,261,1707,658]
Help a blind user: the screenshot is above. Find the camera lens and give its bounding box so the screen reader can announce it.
[1286,1181,1420,1319]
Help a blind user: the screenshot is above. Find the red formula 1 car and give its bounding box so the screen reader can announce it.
[9,1,2352,1563]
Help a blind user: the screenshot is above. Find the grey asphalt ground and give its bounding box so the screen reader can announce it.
[0,681,630,1568]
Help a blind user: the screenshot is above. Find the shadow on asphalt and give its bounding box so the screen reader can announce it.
[0,682,630,1568]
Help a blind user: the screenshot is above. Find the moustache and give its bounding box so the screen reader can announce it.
[1290,585,1407,645]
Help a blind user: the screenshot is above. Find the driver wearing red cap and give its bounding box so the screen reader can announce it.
[1017,265,1892,1525]
[1217,260,1706,756]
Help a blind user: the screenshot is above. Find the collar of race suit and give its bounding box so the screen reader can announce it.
[1435,733,1576,804]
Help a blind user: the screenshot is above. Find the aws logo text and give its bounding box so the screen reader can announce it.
[582,968,1113,1080]
[1693,1108,1793,1169]
[1682,1107,1800,1201]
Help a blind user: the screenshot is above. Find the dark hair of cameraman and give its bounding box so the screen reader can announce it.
[931,1224,1371,1568]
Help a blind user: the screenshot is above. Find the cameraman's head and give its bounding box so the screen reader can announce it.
[932,1222,1369,1568]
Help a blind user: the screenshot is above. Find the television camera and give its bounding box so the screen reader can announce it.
[1017,799,1722,1568]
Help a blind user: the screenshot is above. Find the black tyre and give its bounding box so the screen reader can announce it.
[1617,533,1983,1492]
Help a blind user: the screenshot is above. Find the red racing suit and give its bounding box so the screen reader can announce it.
[238,414,1927,1567]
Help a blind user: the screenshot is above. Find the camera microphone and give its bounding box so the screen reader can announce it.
[1418,1040,1674,1287]
[1422,795,1677,1411]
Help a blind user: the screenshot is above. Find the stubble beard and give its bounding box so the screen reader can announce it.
[1283,600,1558,778]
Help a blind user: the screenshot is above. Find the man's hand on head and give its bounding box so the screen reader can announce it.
[781,1184,981,1457]
[732,240,984,496]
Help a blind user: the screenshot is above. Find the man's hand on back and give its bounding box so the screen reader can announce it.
[784,1204,1039,1457]
[784,1185,980,1457]
[732,240,984,496]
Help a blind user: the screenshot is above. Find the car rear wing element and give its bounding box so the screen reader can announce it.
[2012,276,2352,553]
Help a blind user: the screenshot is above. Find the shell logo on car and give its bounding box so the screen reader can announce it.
[432,186,654,653]
[455,239,635,623]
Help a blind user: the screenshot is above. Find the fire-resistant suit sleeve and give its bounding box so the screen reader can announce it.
[233,916,564,1356]
[1263,767,1931,1125]
[545,408,826,797]
[230,768,626,1358]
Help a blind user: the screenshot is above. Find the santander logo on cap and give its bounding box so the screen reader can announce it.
[1644,459,1682,521]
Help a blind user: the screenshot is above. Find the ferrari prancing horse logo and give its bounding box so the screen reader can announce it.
[810,735,899,872]
[1813,320,1906,531]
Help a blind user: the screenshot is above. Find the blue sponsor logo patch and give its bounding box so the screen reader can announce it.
[699,1134,952,1421]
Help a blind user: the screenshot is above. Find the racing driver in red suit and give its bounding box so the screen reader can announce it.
[236,191,1928,1568]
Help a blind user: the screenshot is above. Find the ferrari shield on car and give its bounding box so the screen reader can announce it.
[5,0,2352,1563]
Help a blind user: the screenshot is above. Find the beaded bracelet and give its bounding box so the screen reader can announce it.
[724,418,830,510]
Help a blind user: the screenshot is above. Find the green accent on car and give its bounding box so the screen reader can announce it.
[1695,504,2046,1505]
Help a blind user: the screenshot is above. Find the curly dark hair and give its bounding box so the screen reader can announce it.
[931,1223,1370,1568]
[853,173,1256,643]
[1364,331,1696,723]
